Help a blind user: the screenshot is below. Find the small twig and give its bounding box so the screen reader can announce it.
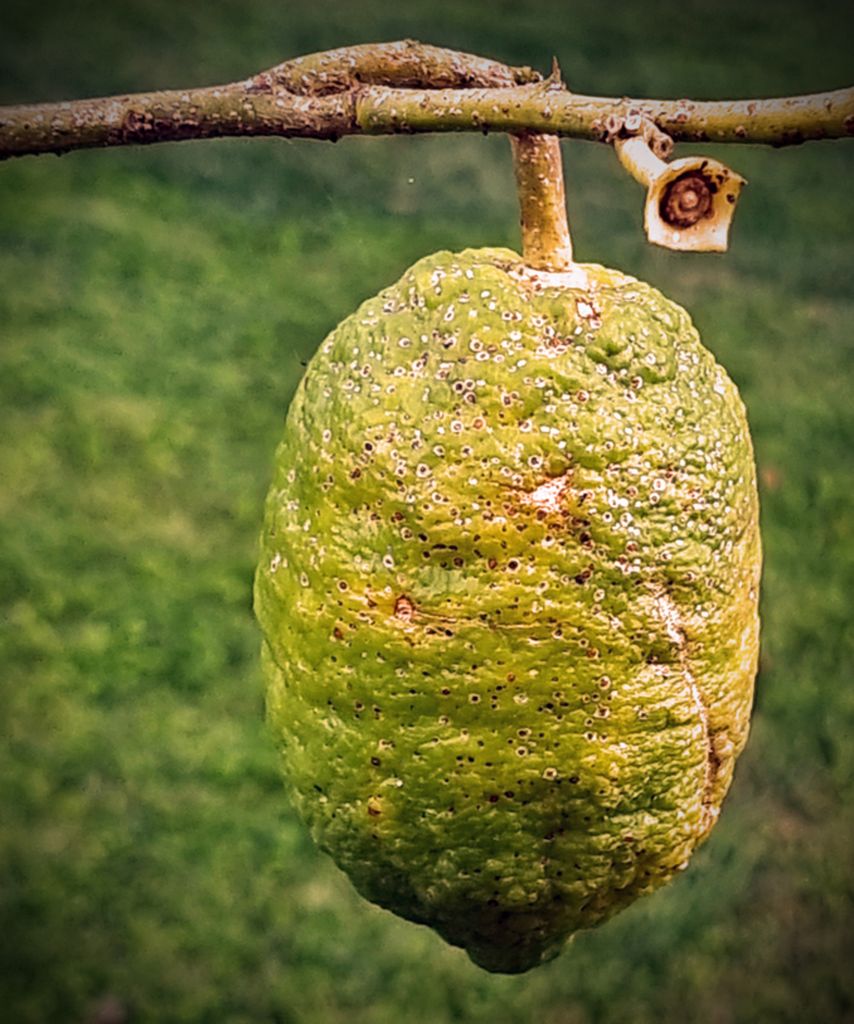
[615,135,670,188]
[1,41,851,160]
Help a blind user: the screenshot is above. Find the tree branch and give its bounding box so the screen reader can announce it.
[356,83,854,146]
[1,40,852,160]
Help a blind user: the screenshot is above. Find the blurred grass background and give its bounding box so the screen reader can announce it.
[1,1,852,1021]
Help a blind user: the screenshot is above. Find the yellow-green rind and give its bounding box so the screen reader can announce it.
[254,248,760,973]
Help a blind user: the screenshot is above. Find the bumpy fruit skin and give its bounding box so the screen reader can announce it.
[254,248,760,973]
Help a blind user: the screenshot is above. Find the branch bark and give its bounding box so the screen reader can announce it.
[1,40,852,160]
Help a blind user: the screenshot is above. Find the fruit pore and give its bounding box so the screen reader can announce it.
[254,248,760,973]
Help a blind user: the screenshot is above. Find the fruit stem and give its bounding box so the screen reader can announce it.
[510,132,574,270]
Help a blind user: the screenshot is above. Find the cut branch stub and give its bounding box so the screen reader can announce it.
[648,156,746,252]
[661,172,715,227]
[615,135,746,252]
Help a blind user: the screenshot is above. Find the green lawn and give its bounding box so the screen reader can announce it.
[1,2,852,1022]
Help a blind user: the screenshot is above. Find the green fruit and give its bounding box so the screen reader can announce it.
[254,247,760,973]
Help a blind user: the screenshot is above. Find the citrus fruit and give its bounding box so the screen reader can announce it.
[254,247,760,973]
